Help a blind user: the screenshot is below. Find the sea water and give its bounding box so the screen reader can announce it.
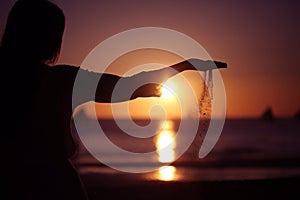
[71,117,300,183]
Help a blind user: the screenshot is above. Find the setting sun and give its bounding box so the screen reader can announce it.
[160,81,175,99]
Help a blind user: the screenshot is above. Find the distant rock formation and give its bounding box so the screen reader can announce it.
[294,110,300,119]
[261,107,274,120]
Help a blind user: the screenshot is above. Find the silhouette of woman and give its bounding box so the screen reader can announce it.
[0,1,226,199]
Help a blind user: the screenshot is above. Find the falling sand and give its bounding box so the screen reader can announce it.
[176,70,213,162]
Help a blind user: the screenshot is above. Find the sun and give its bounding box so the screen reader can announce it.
[160,82,175,99]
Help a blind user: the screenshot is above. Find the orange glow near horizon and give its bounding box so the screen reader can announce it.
[89,48,193,119]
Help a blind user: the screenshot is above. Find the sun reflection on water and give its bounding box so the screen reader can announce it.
[155,120,177,181]
[158,166,176,181]
[156,130,175,163]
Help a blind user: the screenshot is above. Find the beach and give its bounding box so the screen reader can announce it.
[82,176,299,200]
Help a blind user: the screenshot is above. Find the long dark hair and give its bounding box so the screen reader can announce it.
[0,1,66,135]
[0,0,65,64]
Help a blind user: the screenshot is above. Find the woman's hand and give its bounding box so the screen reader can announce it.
[167,58,227,74]
[131,83,162,99]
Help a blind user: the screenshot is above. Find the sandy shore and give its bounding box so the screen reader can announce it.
[81,176,299,200]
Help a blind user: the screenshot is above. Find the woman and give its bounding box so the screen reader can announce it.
[0,1,226,199]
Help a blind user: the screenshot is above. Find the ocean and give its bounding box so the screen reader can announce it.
[71,117,300,185]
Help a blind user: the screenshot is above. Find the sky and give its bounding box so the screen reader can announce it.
[1,0,300,118]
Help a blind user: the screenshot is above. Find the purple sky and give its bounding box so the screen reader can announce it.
[1,0,299,118]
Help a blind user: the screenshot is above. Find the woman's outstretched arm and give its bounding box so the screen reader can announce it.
[94,58,227,103]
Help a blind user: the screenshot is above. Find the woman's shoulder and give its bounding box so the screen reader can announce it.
[52,64,80,71]
[36,64,80,83]
[42,64,80,75]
